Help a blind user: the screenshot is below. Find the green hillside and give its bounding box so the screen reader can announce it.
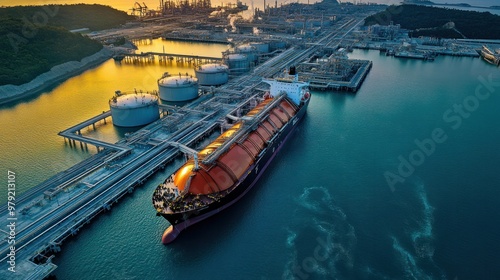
[364,4,500,39]
[0,4,135,31]
[0,4,135,86]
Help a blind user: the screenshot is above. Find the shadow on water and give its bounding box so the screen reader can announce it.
[113,124,144,138]
[331,91,356,109]
[0,83,62,109]
[158,99,191,107]
[311,90,356,111]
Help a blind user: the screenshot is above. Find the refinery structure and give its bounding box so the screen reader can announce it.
[0,1,391,278]
[129,0,247,18]
[130,0,213,17]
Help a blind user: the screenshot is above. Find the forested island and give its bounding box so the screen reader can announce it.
[0,4,134,86]
[365,4,500,39]
[0,4,134,31]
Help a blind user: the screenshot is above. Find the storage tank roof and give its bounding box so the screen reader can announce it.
[158,75,198,87]
[236,44,255,52]
[110,93,157,108]
[196,63,229,73]
[227,54,247,60]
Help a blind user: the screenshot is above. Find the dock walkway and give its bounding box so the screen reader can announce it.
[121,52,222,64]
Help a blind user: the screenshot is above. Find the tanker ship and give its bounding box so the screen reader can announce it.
[152,67,310,244]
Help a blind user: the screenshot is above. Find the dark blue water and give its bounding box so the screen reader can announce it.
[46,50,500,279]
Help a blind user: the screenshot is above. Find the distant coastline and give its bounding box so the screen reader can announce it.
[403,0,500,10]
[0,47,113,106]
[365,4,500,39]
[435,3,500,10]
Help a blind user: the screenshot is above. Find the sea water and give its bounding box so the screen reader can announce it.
[1,43,500,279]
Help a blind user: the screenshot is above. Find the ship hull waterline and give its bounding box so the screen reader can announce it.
[161,97,309,244]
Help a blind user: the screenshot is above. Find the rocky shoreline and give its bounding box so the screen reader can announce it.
[0,47,114,106]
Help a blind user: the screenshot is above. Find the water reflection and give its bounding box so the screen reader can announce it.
[0,39,229,199]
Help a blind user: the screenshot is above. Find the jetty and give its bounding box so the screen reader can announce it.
[120,52,222,64]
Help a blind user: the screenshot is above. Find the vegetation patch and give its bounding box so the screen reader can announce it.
[0,4,135,31]
[0,4,134,86]
[364,4,500,39]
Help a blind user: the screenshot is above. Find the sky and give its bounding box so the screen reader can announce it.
[0,0,497,13]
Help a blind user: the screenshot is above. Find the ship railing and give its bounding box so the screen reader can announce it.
[201,94,286,165]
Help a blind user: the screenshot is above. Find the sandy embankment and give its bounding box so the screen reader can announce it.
[0,47,115,106]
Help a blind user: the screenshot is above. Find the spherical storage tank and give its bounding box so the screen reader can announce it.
[194,64,229,86]
[158,74,199,102]
[109,92,160,127]
[226,54,249,73]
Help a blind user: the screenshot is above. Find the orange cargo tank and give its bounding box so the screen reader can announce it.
[171,98,297,196]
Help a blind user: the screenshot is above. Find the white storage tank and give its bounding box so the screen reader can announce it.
[158,73,199,102]
[226,54,249,73]
[250,42,269,53]
[194,63,229,86]
[236,44,257,64]
[109,91,159,127]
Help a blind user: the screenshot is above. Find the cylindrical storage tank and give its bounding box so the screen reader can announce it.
[236,44,257,64]
[269,41,286,51]
[226,54,249,73]
[194,63,229,86]
[109,93,159,127]
[158,75,199,102]
[250,42,269,53]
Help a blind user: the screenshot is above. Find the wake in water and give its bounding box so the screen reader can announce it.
[282,186,356,280]
[391,178,446,280]
[411,181,435,259]
[391,236,434,280]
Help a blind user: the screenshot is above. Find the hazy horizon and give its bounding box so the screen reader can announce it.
[0,0,498,13]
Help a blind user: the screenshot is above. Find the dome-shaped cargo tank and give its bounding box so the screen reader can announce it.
[109,91,160,127]
[194,64,229,86]
[158,73,199,102]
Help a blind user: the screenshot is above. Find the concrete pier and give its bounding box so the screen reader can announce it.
[121,52,222,64]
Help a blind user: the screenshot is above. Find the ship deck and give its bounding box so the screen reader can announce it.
[152,95,291,215]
